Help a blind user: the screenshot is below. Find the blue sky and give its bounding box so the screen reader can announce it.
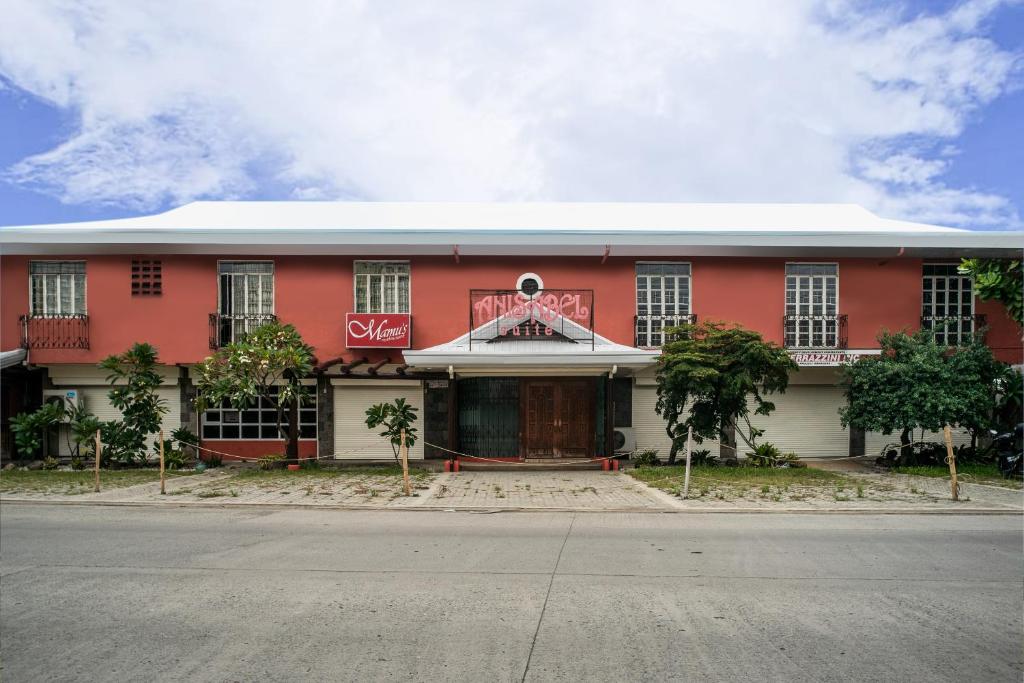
[0,0,1021,229]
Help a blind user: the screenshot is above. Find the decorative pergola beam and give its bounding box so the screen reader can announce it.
[340,357,369,375]
[366,357,391,375]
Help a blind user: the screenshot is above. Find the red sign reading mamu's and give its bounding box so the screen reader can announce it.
[345,313,412,348]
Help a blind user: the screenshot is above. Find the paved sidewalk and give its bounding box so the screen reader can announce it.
[2,468,1020,513]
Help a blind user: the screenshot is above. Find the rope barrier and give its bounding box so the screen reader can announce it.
[423,441,619,465]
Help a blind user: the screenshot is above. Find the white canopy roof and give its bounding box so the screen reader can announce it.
[2,201,1019,257]
[403,312,658,372]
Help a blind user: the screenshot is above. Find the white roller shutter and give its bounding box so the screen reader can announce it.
[334,382,424,460]
[632,385,720,459]
[80,385,181,439]
[749,385,849,458]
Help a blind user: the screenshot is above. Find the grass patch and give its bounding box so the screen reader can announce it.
[632,465,848,491]
[890,463,1022,489]
[630,464,857,503]
[0,469,196,495]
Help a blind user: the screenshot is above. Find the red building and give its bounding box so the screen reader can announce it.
[1,202,1021,463]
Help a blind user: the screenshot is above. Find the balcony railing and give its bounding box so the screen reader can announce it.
[634,313,697,348]
[209,313,277,349]
[783,314,848,349]
[921,314,987,345]
[20,314,90,350]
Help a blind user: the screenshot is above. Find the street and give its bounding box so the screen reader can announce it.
[1,505,1021,682]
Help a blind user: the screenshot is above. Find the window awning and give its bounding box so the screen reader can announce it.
[0,348,27,370]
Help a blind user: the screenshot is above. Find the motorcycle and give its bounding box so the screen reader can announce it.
[992,423,1023,479]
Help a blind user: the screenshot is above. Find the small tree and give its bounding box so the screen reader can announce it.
[10,402,65,460]
[193,322,314,460]
[365,398,419,464]
[959,258,1022,326]
[655,321,798,464]
[839,330,1011,457]
[100,342,168,464]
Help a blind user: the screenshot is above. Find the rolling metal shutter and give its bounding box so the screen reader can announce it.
[632,385,719,458]
[748,385,848,458]
[333,382,424,460]
[80,386,182,435]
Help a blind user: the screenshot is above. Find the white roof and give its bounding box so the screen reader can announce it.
[1,201,1019,257]
[403,313,658,370]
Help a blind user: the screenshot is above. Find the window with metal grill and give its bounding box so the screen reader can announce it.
[29,261,86,316]
[922,264,975,345]
[131,259,162,296]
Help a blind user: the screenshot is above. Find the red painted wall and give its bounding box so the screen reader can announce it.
[201,439,317,461]
[2,253,1020,364]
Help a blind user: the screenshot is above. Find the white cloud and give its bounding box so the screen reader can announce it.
[0,0,1019,227]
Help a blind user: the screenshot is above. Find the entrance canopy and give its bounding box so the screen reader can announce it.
[403,312,658,374]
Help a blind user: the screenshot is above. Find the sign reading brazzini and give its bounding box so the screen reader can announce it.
[788,349,881,366]
[346,313,412,348]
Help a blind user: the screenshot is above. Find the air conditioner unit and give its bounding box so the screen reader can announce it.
[612,427,636,454]
[42,389,81,421]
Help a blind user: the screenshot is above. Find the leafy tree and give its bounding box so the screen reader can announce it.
[365,398,419,464]
[959,258,1022,326]
[67,403,102,460]
[100,343,168,464]
[10,402,65,460]
[194,321,315,460]
[655,320,798,464]
[839,330,1012,457]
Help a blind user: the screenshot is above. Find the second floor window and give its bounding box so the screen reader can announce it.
[30,261,86,317]
[636,263,691,348]
[785,263,838,348]
[355,261,410,313]
[922,264,974,345]
[218,261,274,344]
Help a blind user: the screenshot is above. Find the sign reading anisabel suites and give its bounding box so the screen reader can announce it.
[346,313,412,348]
[788,349,881,366]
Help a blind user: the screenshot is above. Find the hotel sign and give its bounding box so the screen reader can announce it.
[346,313,412,348]
[788,349,881,366]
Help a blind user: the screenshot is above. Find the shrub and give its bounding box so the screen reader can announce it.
[10,402,65,460]
[633,449,661,467]
[203,454,223,468]
[70,456,85,471]
[689,448,718,466]
[258,454,285,470]
[745,443,799,467]
[365,398,419,465]
[42,456,60,470]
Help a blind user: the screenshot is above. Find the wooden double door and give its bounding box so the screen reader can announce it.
[521,379,596,458]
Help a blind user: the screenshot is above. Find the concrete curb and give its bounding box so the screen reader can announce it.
[1,498,1019,515]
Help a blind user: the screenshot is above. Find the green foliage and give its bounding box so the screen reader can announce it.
[745,442,799,467]
[688,448,717,466]
[10,402,65,460]
[632,449,661,467]
[194,321,314,458]
[68,403,101,460]
[365,397,419,464]
[258,454,285,470]
[656,320,798,463]
[69,456,85,471]
[959,258,1022,326]
[42,456,59,470]
[840,330,1013,448]
[151,437,190,470]
[100,343,168,464]
[170,426,200,462]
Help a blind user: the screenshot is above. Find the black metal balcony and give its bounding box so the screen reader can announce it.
[634,313,697,348]
[783,314,848,349]
[20,314,90,350]
[209,313,277,349]
[921,313,987,345]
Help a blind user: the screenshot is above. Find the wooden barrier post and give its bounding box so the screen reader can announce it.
[94,429,101,493]
[400,428,411,496]
[159,429,166,495]
[682,425,693,499]
[943,425,959,501]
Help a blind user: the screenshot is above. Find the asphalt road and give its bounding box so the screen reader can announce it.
[1,505,1021,682]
